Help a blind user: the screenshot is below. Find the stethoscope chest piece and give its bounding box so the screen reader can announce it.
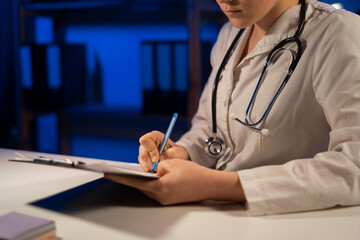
[204,136,226,158]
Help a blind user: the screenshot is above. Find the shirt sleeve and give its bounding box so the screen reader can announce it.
[176,81,216,167]
[176,22,235,168]
[238,12,360,216]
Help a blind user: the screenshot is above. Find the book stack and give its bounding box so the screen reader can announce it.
[0,212,56,240]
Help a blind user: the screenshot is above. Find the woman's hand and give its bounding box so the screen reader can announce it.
[138,131,190,172]
[104,159,246,205]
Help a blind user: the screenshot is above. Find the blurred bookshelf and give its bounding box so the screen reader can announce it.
[15,0,224,154]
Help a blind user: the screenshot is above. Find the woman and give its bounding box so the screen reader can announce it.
[105,0,360,216]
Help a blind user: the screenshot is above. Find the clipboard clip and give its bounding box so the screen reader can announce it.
[13,152,85,167]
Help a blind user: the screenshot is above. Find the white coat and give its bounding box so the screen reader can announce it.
[177,0,360,216]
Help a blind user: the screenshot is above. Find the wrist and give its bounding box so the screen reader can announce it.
[177,144,191,160]
[206,169,246,203]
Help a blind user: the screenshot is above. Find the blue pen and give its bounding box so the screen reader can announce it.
[152,113,178,173]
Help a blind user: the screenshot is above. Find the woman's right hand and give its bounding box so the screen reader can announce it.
[138,131,190,172]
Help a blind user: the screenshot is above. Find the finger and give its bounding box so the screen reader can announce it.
[160,147,179,160]
[138,145,151,163]
[138,145,152,172]
[139,131,163,163]
[138,158,152,172]
[163,138,176,148]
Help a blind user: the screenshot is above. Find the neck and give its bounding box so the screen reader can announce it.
[253,0,300,39]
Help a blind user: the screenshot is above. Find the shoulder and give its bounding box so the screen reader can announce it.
[305,2,360,94]
[304,0,360,54]
[307,0,360,36]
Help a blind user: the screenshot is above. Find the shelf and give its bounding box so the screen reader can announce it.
[23,1,127,11]
[21,0,189,23]
[22,0,186,11]
[17,0,223,153]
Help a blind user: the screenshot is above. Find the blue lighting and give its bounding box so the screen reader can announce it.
[66,24,190,112]
[321,0,359,12]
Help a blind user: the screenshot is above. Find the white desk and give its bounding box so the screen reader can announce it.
[1,148,359,240]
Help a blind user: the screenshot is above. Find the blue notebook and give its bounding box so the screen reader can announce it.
[0,212,56,240]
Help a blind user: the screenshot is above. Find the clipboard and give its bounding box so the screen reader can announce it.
[9,152,159,179]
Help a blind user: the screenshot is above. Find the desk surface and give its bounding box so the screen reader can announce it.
[1,148,359,240]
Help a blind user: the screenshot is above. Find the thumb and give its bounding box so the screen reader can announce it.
[160,147,178,160]
[156,160,171,177]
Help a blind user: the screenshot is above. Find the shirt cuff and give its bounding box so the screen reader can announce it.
[237,169,270,216]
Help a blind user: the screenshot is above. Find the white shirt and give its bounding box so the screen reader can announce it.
[177,0,360,216]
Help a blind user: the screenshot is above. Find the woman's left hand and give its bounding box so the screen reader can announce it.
[104,159,246,205]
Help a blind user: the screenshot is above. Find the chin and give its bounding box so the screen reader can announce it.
[228,18,251,29]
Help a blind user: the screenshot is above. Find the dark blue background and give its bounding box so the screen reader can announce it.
[0,0,359,163]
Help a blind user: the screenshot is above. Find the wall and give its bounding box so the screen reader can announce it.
[65,23,220,111]
[322,0,360,12]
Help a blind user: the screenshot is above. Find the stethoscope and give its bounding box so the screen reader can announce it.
[204,0,306,158]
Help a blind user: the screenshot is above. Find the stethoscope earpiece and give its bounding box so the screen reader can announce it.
[204,136,226,158]
[230,113,237,120]
[231,113,270,136]
[260,129,270,136]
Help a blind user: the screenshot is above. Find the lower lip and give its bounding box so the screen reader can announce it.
[224,10,242,17]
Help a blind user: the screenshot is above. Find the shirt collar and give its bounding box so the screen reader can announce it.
[244,2,305,59]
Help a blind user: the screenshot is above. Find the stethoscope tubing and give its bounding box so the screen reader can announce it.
[211,28,245,134]
[211,0,306,134]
